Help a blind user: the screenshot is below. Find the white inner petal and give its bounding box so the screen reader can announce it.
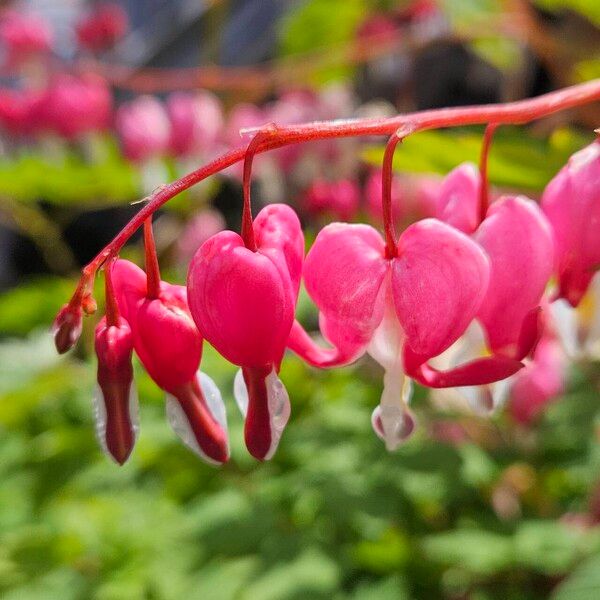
[233,368,248,417]
[233,367,291,461]
[551,299,579,358]
[366,299,415,451]
[166,371,227,466]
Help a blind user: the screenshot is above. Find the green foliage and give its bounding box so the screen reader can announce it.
[363,127,593,192]
[278,0,367,84]
[1,282,600,598]
[0,137,139,206]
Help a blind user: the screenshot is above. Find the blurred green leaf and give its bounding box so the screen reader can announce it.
[363,127,593,192]
[551,554,600,600]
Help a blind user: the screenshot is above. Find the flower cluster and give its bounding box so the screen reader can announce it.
[52,80,600,466]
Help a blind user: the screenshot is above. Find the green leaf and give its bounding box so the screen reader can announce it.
[362,127,593,192]
[551,554,600,600]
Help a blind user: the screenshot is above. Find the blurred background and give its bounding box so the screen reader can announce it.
[0,1,599,598]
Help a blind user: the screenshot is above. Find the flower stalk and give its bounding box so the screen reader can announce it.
[59,79,600,319]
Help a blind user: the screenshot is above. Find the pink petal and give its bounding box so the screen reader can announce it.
[436,163,480,234]
[253,203,305,299]
[476,196,554,357]
[393,218,490,360]
[303,223,389,357]
[404,343,523,388]
[187,231,294,367]
[509,334,567,425]
[541,142,600,306]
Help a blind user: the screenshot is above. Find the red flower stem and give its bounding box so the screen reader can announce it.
[104,258,120,327]
[478,122,498,222]
[241,125,277,251]
[144,218,161,299]
[382,126,415,258]
[66,79,600,311]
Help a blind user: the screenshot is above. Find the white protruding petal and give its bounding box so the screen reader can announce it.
[199,371,228,433]
[92,384,110,459]
[263,369,291,461]
[233,368,249,417]
[91,383,139,463]
[166,371,227,466]
[551,299,579,358]
[373,368,415,451]
[367,287,404,370]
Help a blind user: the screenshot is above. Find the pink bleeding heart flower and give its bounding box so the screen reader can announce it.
[111,255,229,465]
[167,91,224,158]
[76,2,129,53]
[541,141,600,307]
[508,327,567,425]
[115,95,170,162]
[302,178,360,222]
[475,195,554,360]
[176,208,226,267]
[435,162,480,234]
[38,74,113,139]
[288,217,518,450]
[0,9,53,66]
[94,314,138,464]
[52,303,84,354]
[0,87,43,136]
[187,203,304,460]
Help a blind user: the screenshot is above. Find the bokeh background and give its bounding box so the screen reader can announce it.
[1,1,600,598]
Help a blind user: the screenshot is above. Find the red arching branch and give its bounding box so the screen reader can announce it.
[66,79,600,311]
[241,125,278,251]
[382,126,415,258]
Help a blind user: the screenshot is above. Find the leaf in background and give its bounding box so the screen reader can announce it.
[551,554,600,600]
[422,530,514,575]
[0,277,75,337]
[278,0,367,85]
[362,127,593,193]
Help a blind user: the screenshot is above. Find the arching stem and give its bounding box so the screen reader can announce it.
[57,79,600,321]
[382,126,414,258]
[241,124,277,251]
[478,123,498,222]
[104,258,120,327]
[144,218,161,299]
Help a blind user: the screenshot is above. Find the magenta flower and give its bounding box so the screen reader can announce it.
[76,2,129,53]
[167,91,224,158]
[288,218,512,449]
[0,9,53,65]
[110,257,229,465]
[187,203,304,460]
[542,141,600,307]
[38,74,113,139]
[302,178,360,222]
[508,328,567,425]
[115,96,170,162]
[94,313,138,465]
[436,163,480,234]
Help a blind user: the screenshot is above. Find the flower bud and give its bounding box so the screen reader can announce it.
[52,303,83,354]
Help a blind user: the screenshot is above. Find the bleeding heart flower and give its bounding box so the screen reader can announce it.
[167,91,224,158]
[94,314,138,464]
[542,141,600,307]
[0,9,53,65]
[187,203,304,460]
[288,218,516,450]
[111,257,229,465]
[115,96,170,163]
[76,2,128,53]
[435,162,480,234]
[475,195,554,360]
[302,178,360,222]
[508,322,568,425]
